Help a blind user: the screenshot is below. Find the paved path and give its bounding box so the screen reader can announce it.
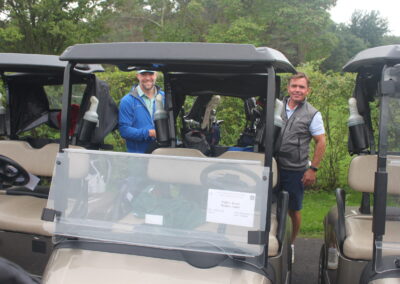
[291,238,323,284]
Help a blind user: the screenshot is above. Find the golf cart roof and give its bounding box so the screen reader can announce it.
[343,45,400,73]
[60,42,296,73]
[0,53,104,74]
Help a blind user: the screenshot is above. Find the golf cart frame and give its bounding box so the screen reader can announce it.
[0,53,118,276]
[319,44,400,284]
[42,42,296,284]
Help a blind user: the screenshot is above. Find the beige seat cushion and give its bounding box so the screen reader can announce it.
[348,155,400,194]
[0,141,60,177]
[152,147,206,158]
[343,215,400,260]
[0,142,84,237]
[0,141,83,177]
[0,195,53,236]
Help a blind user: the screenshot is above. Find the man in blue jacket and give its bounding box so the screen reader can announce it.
[119,70,165,153]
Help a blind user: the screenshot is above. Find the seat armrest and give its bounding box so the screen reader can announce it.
[336,188,346,249]
[276,190,289,247]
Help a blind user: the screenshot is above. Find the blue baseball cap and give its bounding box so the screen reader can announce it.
[137,70,155,74]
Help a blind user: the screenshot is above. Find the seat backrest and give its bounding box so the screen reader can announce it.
[348,155,400,195]
[217,151,278,188]
[149,148,207,185]
[151,147,206,158]
[0,141,82,177]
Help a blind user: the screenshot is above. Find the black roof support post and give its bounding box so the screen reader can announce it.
[163,72,176,147]
[60,62,74,151]
[372,68,390,270]
[263,65,276,267]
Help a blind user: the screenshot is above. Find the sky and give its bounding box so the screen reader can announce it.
[329,0,400,36]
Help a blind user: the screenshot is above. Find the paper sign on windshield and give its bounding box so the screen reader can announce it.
[206,188,256,228]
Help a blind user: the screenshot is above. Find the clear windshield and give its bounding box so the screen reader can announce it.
[375,79,400,272]
[47,149,269,267]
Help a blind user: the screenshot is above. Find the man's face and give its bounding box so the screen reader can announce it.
[137,72,157,92]
[287,78,310,104]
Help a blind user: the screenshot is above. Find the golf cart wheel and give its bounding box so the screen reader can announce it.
[318,244,326,284]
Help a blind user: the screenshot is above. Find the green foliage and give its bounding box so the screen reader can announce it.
[321,25,367,72]
[0,0,113,54]
[350,10,389,47]
[103,0,337,65]
[297,62,356,190]
[216,97,246,146]
[382,35,400,45]
[321,10,390,72]
[301,189,362,237]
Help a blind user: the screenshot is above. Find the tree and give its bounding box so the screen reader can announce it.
[321,25,367,72]
[382,35,400,45]
[0,0,113,54]
[349,10,389,47]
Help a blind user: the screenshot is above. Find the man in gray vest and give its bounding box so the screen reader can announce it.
[276,72,326,262]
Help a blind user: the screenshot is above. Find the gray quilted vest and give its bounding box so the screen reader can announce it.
[276,96,318,171]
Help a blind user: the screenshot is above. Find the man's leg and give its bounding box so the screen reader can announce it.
[288,209,301,244]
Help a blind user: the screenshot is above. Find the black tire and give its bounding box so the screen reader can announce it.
[318,244,326,284]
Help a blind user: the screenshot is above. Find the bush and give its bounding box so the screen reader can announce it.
[297,62,356,190]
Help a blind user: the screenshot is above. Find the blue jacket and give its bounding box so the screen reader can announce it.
[119,85,165,153]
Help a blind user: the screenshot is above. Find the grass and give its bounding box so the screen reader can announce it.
[300,189,362,238]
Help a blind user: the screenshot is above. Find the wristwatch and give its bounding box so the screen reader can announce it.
[309,166,318,172]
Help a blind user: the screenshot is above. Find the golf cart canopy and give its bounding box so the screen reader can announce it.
[0,53,103,74]
[343,44,400,73]
[60,42,296,74]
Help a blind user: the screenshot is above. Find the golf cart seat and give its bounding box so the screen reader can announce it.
[151,148,280,256]
[0,140,82,236]
[0,141,60,177]
[340,155,400,260]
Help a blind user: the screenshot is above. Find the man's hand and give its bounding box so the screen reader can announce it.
[302,169,317,186]
[149,129,156,137]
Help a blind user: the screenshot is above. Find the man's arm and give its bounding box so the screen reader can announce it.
[302,134,326,186]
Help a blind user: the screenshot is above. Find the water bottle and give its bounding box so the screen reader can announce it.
[348,97,368,153]
[154,94,169,146]
[79,96,99,142]
[0,93,6,136]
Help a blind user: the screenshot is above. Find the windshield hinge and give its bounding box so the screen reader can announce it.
[248,230,266,245]
[41,208,61,222]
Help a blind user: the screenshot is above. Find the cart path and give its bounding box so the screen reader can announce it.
[292,238,323,284]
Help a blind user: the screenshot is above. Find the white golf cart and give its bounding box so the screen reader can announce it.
[319,44,400,283]
[0,53,118,277]
[40,42,295,284]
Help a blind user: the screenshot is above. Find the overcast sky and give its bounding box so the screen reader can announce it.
[329,0,400,36]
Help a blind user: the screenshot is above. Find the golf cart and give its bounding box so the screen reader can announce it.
[0,53,118,276]
[41,42,295,283]
[319,44,400,283]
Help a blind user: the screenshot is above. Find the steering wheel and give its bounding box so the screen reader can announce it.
[0,155,30,187]
[200,163,262,191]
